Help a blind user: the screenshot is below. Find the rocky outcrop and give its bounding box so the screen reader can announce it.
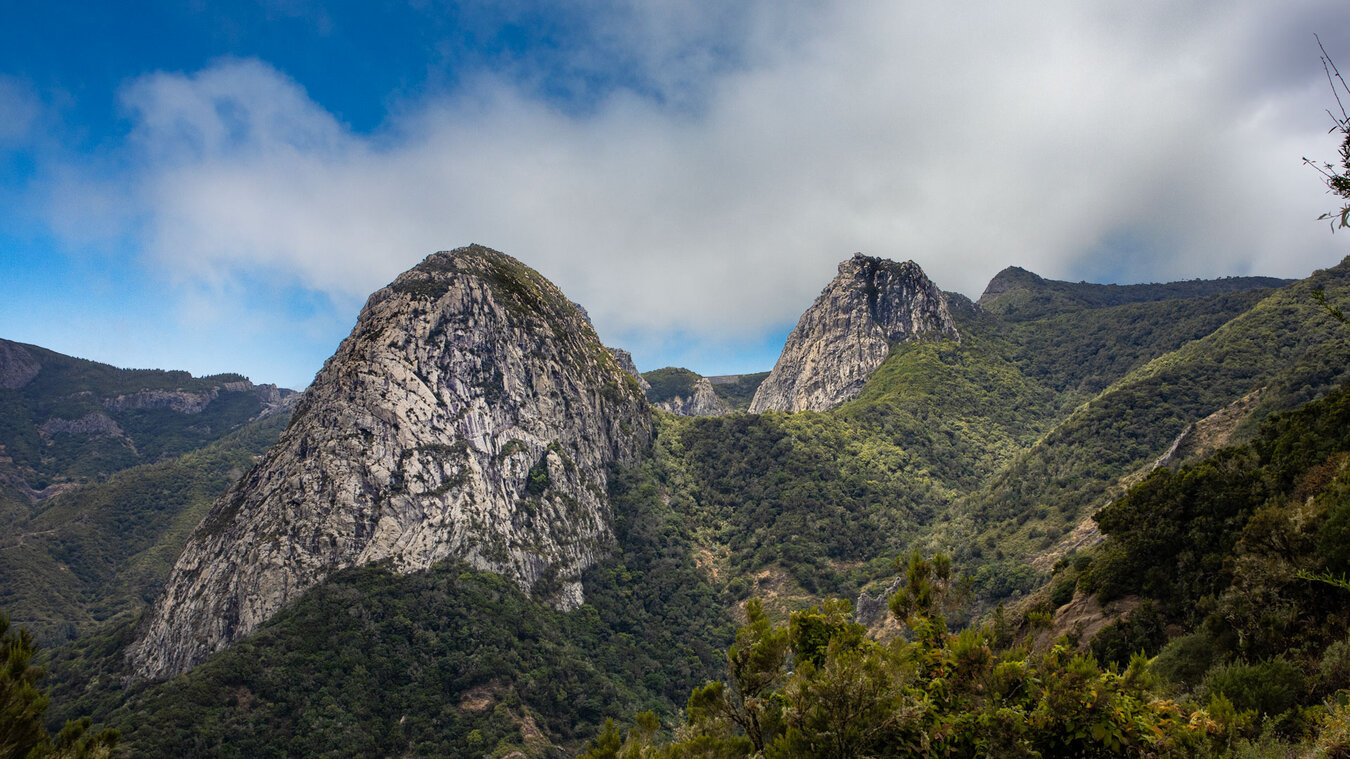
[0,340,41,390]
[653,377,732,416]
[609,348,651,392]
[105,388,218,414]
[128,245,652,680]
[105,380,293,415]
[39,413,124,438]
[749,254,959,413]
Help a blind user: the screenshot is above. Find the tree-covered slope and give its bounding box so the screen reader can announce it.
[644,280,1293,605]
[43,434,735,759]
[641,367,702,405]
[1015,375,1350,749]
[965,259,1350,561]
[20,258,1347,756]
[978,265,1291,321]
[707,372,770,412]
[0,414,289,643]
[0,339,295,501]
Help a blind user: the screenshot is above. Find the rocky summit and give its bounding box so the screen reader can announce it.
[749,254,959,413]
[127,245,652,680]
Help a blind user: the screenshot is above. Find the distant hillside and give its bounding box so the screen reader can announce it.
[965,258,1350,567]
[978,265,1292,321]
[706,372,770,412]
[642,367,702,405]
[0,413,289,643]
[0,338,296,507]
[641,368,769,415]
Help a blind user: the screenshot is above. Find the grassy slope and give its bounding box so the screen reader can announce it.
[650,282,1292,605]
[29,264,1344,754]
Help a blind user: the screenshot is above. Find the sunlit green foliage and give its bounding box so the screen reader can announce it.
[1044,377,1350,750]
[706,372,770,412]
[642,368,702,405]
[968,262,1350,555]
[591,574,1231,758]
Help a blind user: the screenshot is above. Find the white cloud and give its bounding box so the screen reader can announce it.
[42,0,1350,371]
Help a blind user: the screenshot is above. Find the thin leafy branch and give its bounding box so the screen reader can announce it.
[1303,35,1350,230]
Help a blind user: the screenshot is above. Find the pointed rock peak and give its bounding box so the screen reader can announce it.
[128,245,651,680]
[749,253,959,414]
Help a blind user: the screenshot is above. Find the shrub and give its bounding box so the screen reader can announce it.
[1203,659,1306,718]
[1152,632,1221,690]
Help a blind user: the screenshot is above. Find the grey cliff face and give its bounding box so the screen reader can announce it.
[749,254,959,413]
[608,347,651,392]
[127,245,652,680]
[103,380,293,416]
[653,377,732,417]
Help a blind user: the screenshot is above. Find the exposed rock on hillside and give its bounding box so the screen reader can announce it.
[653,376,732,417]
[750,254,959,413]
[0,340,40,389]
[609,347,651,392]
[128,245,652,680]
[38,413,124,438]
[104,380,293,415]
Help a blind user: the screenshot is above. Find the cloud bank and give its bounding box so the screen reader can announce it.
[37,0,1350,376]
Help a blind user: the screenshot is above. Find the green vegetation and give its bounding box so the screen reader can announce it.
[1307,38,1350,230]
[1081,378,1350,656]
[979,266,1290,321]
[641,368,769,412]
[642,280,1305,606]
[641,368,701,405]
[0,340,281,496]
[978,376,1350,753]
[16,259,1350,755]
[0,415,288,643]
[0,614,117,759]
[586,555,1349,758]
[965,262,1350,563]
[707,372,769,412]
[39,446,734,758]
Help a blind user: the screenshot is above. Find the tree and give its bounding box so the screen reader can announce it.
[0,614,117,759]
[685,599,789,755]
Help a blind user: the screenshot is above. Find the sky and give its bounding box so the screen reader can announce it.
[2,1,1349,389]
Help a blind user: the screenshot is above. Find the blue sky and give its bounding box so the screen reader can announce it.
[2,1,1349,389]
